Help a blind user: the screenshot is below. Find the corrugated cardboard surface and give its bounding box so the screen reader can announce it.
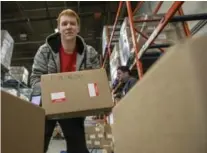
[41,69,113,119]
[85,124,114,150]
[112,36,207,153]
[1,90,45,153]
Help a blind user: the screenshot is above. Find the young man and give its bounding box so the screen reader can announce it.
[117,66,137,97]
[30,9,100,153]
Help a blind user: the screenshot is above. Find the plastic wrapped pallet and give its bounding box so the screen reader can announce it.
[119,16,146,65]
[1,87,18,96]
[5,66,29,85]
[102,25,120,57]
[19,88,32,100]
[110,43,121,84]
[20,93,30,101]
[1,30,14,70]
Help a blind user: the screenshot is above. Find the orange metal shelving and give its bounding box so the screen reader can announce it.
[100,1,207,123]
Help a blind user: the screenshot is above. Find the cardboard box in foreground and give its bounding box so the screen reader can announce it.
[1,90,45,153]
[112,36,207,153]
[41,68,113,119]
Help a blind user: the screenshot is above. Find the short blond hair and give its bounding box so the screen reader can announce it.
[57,9,80,26]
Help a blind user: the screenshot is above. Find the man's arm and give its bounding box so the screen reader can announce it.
[30,45,49,94]
[87,45,101,69]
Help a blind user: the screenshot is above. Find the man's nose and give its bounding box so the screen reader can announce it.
[66,23,71,29]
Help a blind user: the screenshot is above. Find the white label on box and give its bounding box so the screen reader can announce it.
[86,140,92,144]
[98,133,104,138]
[107,134,113,139]
[89,134,96,139]
[88,83,99,97]
[95,127,100,132]
[94,141,100,146]
[51,92,66,103]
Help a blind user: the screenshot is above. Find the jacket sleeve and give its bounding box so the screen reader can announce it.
[30,45,49,94]
[128,78,137,91]
[87,45,101,69]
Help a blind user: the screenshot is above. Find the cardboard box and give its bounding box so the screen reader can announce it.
[41,68,113,119]
[102,147,114,153]
[104,125,113,140]
[1,90,45,153]
[112,36,207,153]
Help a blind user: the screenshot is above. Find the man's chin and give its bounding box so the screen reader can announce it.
[64,36,76,41]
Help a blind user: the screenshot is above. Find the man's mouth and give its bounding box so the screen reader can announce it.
[65,32,73,35]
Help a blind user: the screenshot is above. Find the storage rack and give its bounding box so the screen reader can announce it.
[102,1,207,96]
[1,66,30,97]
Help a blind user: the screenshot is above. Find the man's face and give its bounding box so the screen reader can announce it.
[58,15,80,40]
[117,69,126,82]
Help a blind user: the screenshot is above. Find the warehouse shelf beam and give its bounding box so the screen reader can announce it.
[178,7,191,37]
[134,28,165,52]
[2,11,116,24]
[103,1,207,97]
[45,1,54,31]
[133,1,144,15]
[129,1,184,70]
[149,44,171,49]
[134,13,207,23]
[102,1,123,68]
[153,1,164,14]
[109,1,165,93]
[126,1,144,78]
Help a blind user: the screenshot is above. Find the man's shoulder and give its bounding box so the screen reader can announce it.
[36,43,51,55]
[86,45,96,51]
[85,45,98,55]
[38,43,50,51]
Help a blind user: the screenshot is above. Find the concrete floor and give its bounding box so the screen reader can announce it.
[47,139,103,153]
[47,140,66,153]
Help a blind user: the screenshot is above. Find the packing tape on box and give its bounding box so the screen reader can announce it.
[98,133,104,138]
[86,140,92,145]
[107,134,113,139]
[95,127,100,132]
[94,140,101,146]
[89,134,96,139]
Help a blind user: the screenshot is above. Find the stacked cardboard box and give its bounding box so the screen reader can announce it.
[85,123,114,152]
[1,30,14,70]
[110,43,121,83]
[1,90,45,153]
[112,36,207,153]
[5,66,29,85]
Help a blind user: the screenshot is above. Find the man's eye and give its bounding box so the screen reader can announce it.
[62,22,68,26]
[70,22,76,26]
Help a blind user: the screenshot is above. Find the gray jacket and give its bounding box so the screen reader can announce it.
[30,32,100,94]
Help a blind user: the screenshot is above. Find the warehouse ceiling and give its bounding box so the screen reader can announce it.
[1,1,129,72]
